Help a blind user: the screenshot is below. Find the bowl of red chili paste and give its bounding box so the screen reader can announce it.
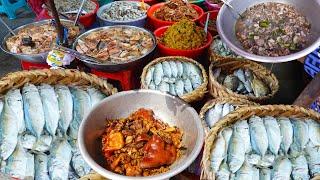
[78,90,204,180]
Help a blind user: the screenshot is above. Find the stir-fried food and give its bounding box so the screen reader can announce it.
[161,19,207,50]
[154,0,199,22]
[235,2,311,57]
[76,27,154,62]
[101,108,183,176]
[5,21,80,54]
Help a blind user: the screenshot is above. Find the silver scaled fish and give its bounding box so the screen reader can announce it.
[22,84,45,138]
[55,85,73,135]
[5,89,25,133]
[87,87,106,107]
[249,116,268,156]
[35,154,50,180]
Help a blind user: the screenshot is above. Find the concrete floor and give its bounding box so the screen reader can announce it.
[0,9,311,105]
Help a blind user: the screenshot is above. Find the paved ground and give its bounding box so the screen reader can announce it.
[0,9,311,104]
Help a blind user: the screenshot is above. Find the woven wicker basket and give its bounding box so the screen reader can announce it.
[0,69,117,95]
[209,35,243,62]
[201,105,320,180]
[141,56,208,103]
[199,97,258,135]
[208,58,279,103]
[0,69,117,179]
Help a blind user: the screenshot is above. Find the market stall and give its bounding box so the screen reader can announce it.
[0,0,320,179]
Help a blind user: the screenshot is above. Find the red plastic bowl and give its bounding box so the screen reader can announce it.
[131,0,159,6]
[199,10,219,36]
[35,0,99,28]
[204,0,222,11]
[154,26,213,58]
[147,3,204,30]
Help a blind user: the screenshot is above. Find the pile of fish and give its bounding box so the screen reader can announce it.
[102,1,147,21]
[205,103,236,128]
[213,68,270,97]
[0,84,106,179]
[145,60,203,97]
[210,116,320,179]
[211,36,242,59]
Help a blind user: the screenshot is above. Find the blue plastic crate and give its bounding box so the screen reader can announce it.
[304,47,320,78]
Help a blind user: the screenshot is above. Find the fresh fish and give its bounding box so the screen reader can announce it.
[251,76,269,97]
[236,82,246,94]
[21,134,52,152]
[5,89,25,133]
[22,83,45,138]
[162,61,172,77]
[227,129,245,173]
[55,85,73,135]
[145,67,154,86]
[169,83,176,96]
[291,155,309,180]
[233,69,246,83]
[277,117,293,154]
[175,80,184,97]
[35,154,50,180]
[306,119,320,146]
[263,116,281,155]
[5,143,27,179]
[222,127,233,152]
[87,87,106,107]
[234,120,251,153]
[272,157,292,180]
[249,116,268,156]
[223,75,240,92]
[244,69,254,81]
[222,103,230,117]
[213,68,222,79]
[175,61,184,77]
[48,138,72,180]
[39,84,60,136]
[246,153,275,168]
[0,160,6,173]
[190,75,202,89]
[0,98,19,160]
[169,61,178,78]
[205,104,223,128]
[243,81,253,93]
[68,169,79,180]
[234,161,253,180]
[153,63,164,86]
[183,78,193,93]
[148,81,156,90]
[189,63,203,89]
[259,169,271,180]
[216,161,231,180]
[69,88,91,139]
[25,152,35,179]
[252,166,259,180]
[162,77,176,84]
[210,132,226,172]
[158,81,170,92]
[291,118,309,151]
[71,150,91,177]
[182,62,190,79]
[305,142,320,176]
[229,105,235,112]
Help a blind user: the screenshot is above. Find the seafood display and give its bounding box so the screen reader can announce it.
[5,21,80,54]
[160,20,207,50]
[212,68,270,97]
[75,27,155,62]
[209,116,320,179]
[154,0,199,22]
[204,103,236,128]
[0,84,107,179]
[101,108,183,176]
[235,2,311,57]
[53,0,96,14]
[210,36,242,59]
[101,1,148,21]
[144,59,204,97]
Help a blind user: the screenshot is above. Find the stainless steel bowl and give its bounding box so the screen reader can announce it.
[72,25,157,72]
[97,1,150,27]
[217,0,320,63]
[78,90,204,180]
[1,19,84,63]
